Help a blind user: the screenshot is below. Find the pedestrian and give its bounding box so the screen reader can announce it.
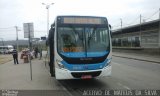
[39,48,42,60]
[12,48,19,64]
[34,47,38,58]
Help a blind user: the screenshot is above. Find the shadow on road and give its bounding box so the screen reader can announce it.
[60,78,108,89]
[58,78,110,95]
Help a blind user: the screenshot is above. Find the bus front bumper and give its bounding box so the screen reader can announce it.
[55,65,112,80]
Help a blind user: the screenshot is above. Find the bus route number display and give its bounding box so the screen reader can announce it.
[62,47,83,52]
[63,17,103,24]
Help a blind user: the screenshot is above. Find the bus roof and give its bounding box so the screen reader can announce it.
[56,15,107,18]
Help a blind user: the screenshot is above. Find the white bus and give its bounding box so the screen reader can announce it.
[0,45,14,54]
[47,16,112,80]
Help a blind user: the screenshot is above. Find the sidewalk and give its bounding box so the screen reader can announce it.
[0,55,65,90]
[112,51,160,64]
[0,59,60,90]
[0,52,73,95]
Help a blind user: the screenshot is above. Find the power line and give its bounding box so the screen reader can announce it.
[0,26,15,30]
[0,29,15,31]
[145,9,159,21]
[112,8,160,30]
[125,16,140,26]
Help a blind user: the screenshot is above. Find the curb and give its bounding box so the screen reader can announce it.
[113,55,160,64]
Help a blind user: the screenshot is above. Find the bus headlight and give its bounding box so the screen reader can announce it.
[104,59,111,67]
[56,59,65,69]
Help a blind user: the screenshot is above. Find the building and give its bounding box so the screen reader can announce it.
[112,19,160,55]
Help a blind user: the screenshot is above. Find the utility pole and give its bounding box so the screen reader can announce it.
[158,8,160,53]
[140,14,142,47]
[120,18,123,47]
[120,18,122,31]
[0,38,4,54]
[42,3,54,36]
[15,26,19,51]
[0,38,4,46]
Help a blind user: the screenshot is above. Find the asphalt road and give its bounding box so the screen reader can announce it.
[1,52,160,96]
[58,56,160,95]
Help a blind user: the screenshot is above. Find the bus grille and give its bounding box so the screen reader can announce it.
[71,71,101,78]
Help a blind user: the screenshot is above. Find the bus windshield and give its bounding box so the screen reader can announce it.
[57,25,110,57]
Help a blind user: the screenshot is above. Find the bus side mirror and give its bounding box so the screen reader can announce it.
[109,24,112,29]
[109,24,112,37]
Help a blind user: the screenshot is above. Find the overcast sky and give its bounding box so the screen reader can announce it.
[0,0,160,41]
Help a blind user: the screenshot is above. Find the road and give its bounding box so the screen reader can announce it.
[58,56,160,95]
[0,53,160,96]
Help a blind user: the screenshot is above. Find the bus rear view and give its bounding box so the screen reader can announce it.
[48,16,112,80]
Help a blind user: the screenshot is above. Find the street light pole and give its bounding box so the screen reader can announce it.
[42,3,54,36]
[158,8,160,48]
[15,26,20,51]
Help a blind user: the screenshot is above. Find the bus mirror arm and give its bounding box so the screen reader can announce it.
[109,24,112,37]
[109,24,112,29]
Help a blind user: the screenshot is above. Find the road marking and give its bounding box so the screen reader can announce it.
[113,55,160,65]
[117,82,131,90]
[123,85,131,90]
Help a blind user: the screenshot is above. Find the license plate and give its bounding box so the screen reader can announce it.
[81,75,92,79]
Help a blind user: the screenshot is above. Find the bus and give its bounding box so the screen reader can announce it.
[47,16,112,80]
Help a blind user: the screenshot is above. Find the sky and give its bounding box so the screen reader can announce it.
[0,0,160,41]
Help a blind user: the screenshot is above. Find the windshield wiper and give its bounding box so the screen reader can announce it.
[87,27,97,46]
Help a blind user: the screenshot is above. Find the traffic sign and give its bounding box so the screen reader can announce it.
[23,23,34,38]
